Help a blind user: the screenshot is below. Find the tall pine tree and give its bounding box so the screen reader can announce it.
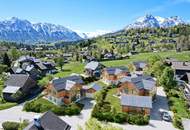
[3,53,11,67]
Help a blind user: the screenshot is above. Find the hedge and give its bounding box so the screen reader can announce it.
[91,88,149,125]
[23,98,83,116]
[2,121,19,130]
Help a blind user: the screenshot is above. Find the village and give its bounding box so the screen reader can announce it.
[0,51,190,130]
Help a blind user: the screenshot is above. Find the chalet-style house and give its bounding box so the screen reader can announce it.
[133,61,147,71]
[10,67,26,74]
[101,66,129,85]
[84,61,105,78]
[118,75,157,99]
[35,61,57,75]
[180,73,190,84]
[171,61,190,78]
[121,95,152,115]
[2,74,37,102]
[46,75,84,105]
[10,65,41,80]
[24,111,71,130]
[15,56,57,76]
[82,83,102,98]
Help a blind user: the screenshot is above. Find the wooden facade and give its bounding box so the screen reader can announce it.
[122,105,151,115]
[46,83,83,105]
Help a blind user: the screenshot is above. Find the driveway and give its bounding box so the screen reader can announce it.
[0,98,94,130]
[0,103,38,128]
[0,88,177,130]
[110,87,178,130]
[60,98,95,130]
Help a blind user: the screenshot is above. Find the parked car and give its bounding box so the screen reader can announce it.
[161,111,172,122]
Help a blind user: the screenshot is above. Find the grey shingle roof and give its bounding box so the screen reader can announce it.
[172,61,190,71]
[133,61,147,69]
[18,56,41,63]
[120,75,155,91]
[5,74,30,88]
[35,62,47,70]
[83,83,102,91]
[24,111,71,130]
[11,67,24,74]
[121,95,152,108]
[105,66,129,75]
[85,61,101,70]
[52,75,84,92]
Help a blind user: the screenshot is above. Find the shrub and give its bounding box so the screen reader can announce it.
[2,121,19,130]
[173,115,183,130]
[113,112,127,123]
[127,114,149,125]
[24,98,82,116]
[52,106,65,115]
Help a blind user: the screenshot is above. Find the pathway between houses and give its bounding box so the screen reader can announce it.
[0,87,177,130]
[0,98,94,130]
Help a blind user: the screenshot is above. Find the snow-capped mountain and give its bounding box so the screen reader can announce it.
[0,17,82,43]
[76,30,112,39]
[125,14,185,30]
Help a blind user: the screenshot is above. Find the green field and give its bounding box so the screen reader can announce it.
[39,51,190,87]
[105,88,122,112]
[101,51,190,67]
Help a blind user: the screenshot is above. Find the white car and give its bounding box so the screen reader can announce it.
[161,111,172,122]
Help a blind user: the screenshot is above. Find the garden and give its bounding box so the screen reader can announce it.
[92,87,149,125]
[23,97,84,116]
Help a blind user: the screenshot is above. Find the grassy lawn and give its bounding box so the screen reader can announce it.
[55,62,84,77]
[105,88,122,112]
[101,51,190,67]
[170,96,190,118]
[32,97,55,107]
[0,79,4,94]
[0,102,17,110]
[38,51,190,87]
[38,62,85,86]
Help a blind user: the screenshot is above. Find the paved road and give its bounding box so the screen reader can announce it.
[111,87,178,130]
[0,98,94,130]
[0,87,177,130]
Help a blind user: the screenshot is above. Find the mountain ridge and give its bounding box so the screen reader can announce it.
[125,14,185,30]
[0,17,82,43]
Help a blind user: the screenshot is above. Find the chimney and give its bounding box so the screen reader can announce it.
[34,115,42,129]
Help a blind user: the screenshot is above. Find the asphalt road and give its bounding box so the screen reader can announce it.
[0,87,177,130]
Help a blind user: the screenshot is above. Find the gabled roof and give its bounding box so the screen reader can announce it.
[35,62,47,70]
[171,61,190,71]
[133,61,147,69]
[85,61,102,70]
[24,111,71,130]
[121,95,152,108]
[2,86,20,94]
[83,83,102,91]
[104,66,129,75]
[18,56,41,63]
[25,65,34,72]
[11,67,24,74]
[3,74,35,94]
[120,75,156,90]
[5,74,30,88]
[43,61,56,69]
[52,75,84,92]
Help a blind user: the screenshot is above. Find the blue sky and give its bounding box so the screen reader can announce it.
[0,0,189,32]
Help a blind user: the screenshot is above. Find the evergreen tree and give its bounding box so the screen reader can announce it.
[3,53,11,67]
